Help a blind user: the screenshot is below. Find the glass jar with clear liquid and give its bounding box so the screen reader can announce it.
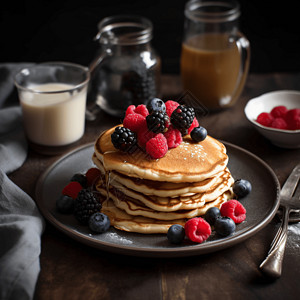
[88,15,161,119]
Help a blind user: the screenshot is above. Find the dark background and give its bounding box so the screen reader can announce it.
[1,0,300,74]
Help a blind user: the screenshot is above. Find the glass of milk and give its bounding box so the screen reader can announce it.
[14,62,90,155]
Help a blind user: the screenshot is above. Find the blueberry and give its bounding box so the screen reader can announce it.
[233,179,252,199]
[56,195,74,214]
[70,173,87,188]
[88,212,110,233]
[214,216,236,237]
[191,126,207,142]
[167,224,185,244]
[147,98,166,114]
[204,207,221,226]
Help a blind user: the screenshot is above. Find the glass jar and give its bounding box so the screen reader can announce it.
[88,15,161,118]
[181,0,250,110]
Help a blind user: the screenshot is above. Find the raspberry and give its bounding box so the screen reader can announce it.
[137,122,156,148]
[285,109,300,130]
[165,100,179,118]
[270,117,288,130]
[188,117,199,134]
[184,217,211,243]
[62,181,83,199]
[220,200,246,224]
[256,112,274,127]
[123,113,146,133]
[146,133,168,159]
[163,125,182,149]
[85,168,101,187]
[134,104,149,117]
[125,105,136,116]
[125,104,149,117]
[270,105,288,118]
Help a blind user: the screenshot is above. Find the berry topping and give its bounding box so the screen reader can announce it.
[214,216,236,237]
[74,189,102,224]
[88,212,110,233]
[123,113,146,133]
[134,104,149,117]
[70,173,87,188]
[270,117,288,130]
[233,179,252,199]
[256,112,274,127]
[125,105,136,116]
[184,217,211,243]
[62,181,83,199]
[171,105,195,135]
[147,98,166,114]
[111,126,137,153]
[167,224,185,244]
[125,104,149,117]
[220,200,246,224]
[285,108,300,130]
[190,126,207,142]
[270,105,288,118]
[204,207,221,226]
[56,195,74,214]
[85,168,101,187]
[165,100,179,118]
[146,133,168,159]
[163,125,182,149]
[146,111,170,133]
[136,122,156,148]
[188,117,199,134]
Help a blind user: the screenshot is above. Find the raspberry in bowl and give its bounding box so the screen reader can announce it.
[244,90,300,148]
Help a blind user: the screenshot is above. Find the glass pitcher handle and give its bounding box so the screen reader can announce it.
[230,33,251,106]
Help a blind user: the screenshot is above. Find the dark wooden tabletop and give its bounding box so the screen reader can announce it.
[9,73,300,300]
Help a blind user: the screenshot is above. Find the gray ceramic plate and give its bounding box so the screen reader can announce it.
[35,142,280,257]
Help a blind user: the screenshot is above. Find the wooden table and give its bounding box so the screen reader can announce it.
[9,73,300,300]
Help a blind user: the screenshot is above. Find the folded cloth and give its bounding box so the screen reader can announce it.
[0,64,45,300]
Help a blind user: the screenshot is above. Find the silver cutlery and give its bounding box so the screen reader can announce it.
[259,163,300,278]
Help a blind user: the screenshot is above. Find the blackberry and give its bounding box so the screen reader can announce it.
[74,189,102,224]
[146,111,169,133]
[111,126,137,152]
[171,105,195,135]
[147,98,166,114]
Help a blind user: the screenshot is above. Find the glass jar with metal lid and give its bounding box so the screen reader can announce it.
[88,15,161,118]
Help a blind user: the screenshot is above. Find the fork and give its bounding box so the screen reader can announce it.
[259,164,300,278]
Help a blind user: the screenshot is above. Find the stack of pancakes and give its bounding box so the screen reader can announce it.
[92,126,234,234]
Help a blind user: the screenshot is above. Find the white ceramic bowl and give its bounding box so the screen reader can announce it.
[244,90,300,148]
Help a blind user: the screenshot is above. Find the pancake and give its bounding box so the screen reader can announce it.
[101,191,232,234]
[93,154,228,197]
[94,126,228,182]
[99,186,233,220]
[92,124,234,234]
[101,199,186,234]
[95,168,234,212]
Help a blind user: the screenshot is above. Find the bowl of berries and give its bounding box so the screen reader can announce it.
[244,90,300,148]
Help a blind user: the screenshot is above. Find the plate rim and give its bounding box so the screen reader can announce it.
[35,141,280,257]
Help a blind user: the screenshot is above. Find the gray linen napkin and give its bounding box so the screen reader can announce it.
[0,64,45,300]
